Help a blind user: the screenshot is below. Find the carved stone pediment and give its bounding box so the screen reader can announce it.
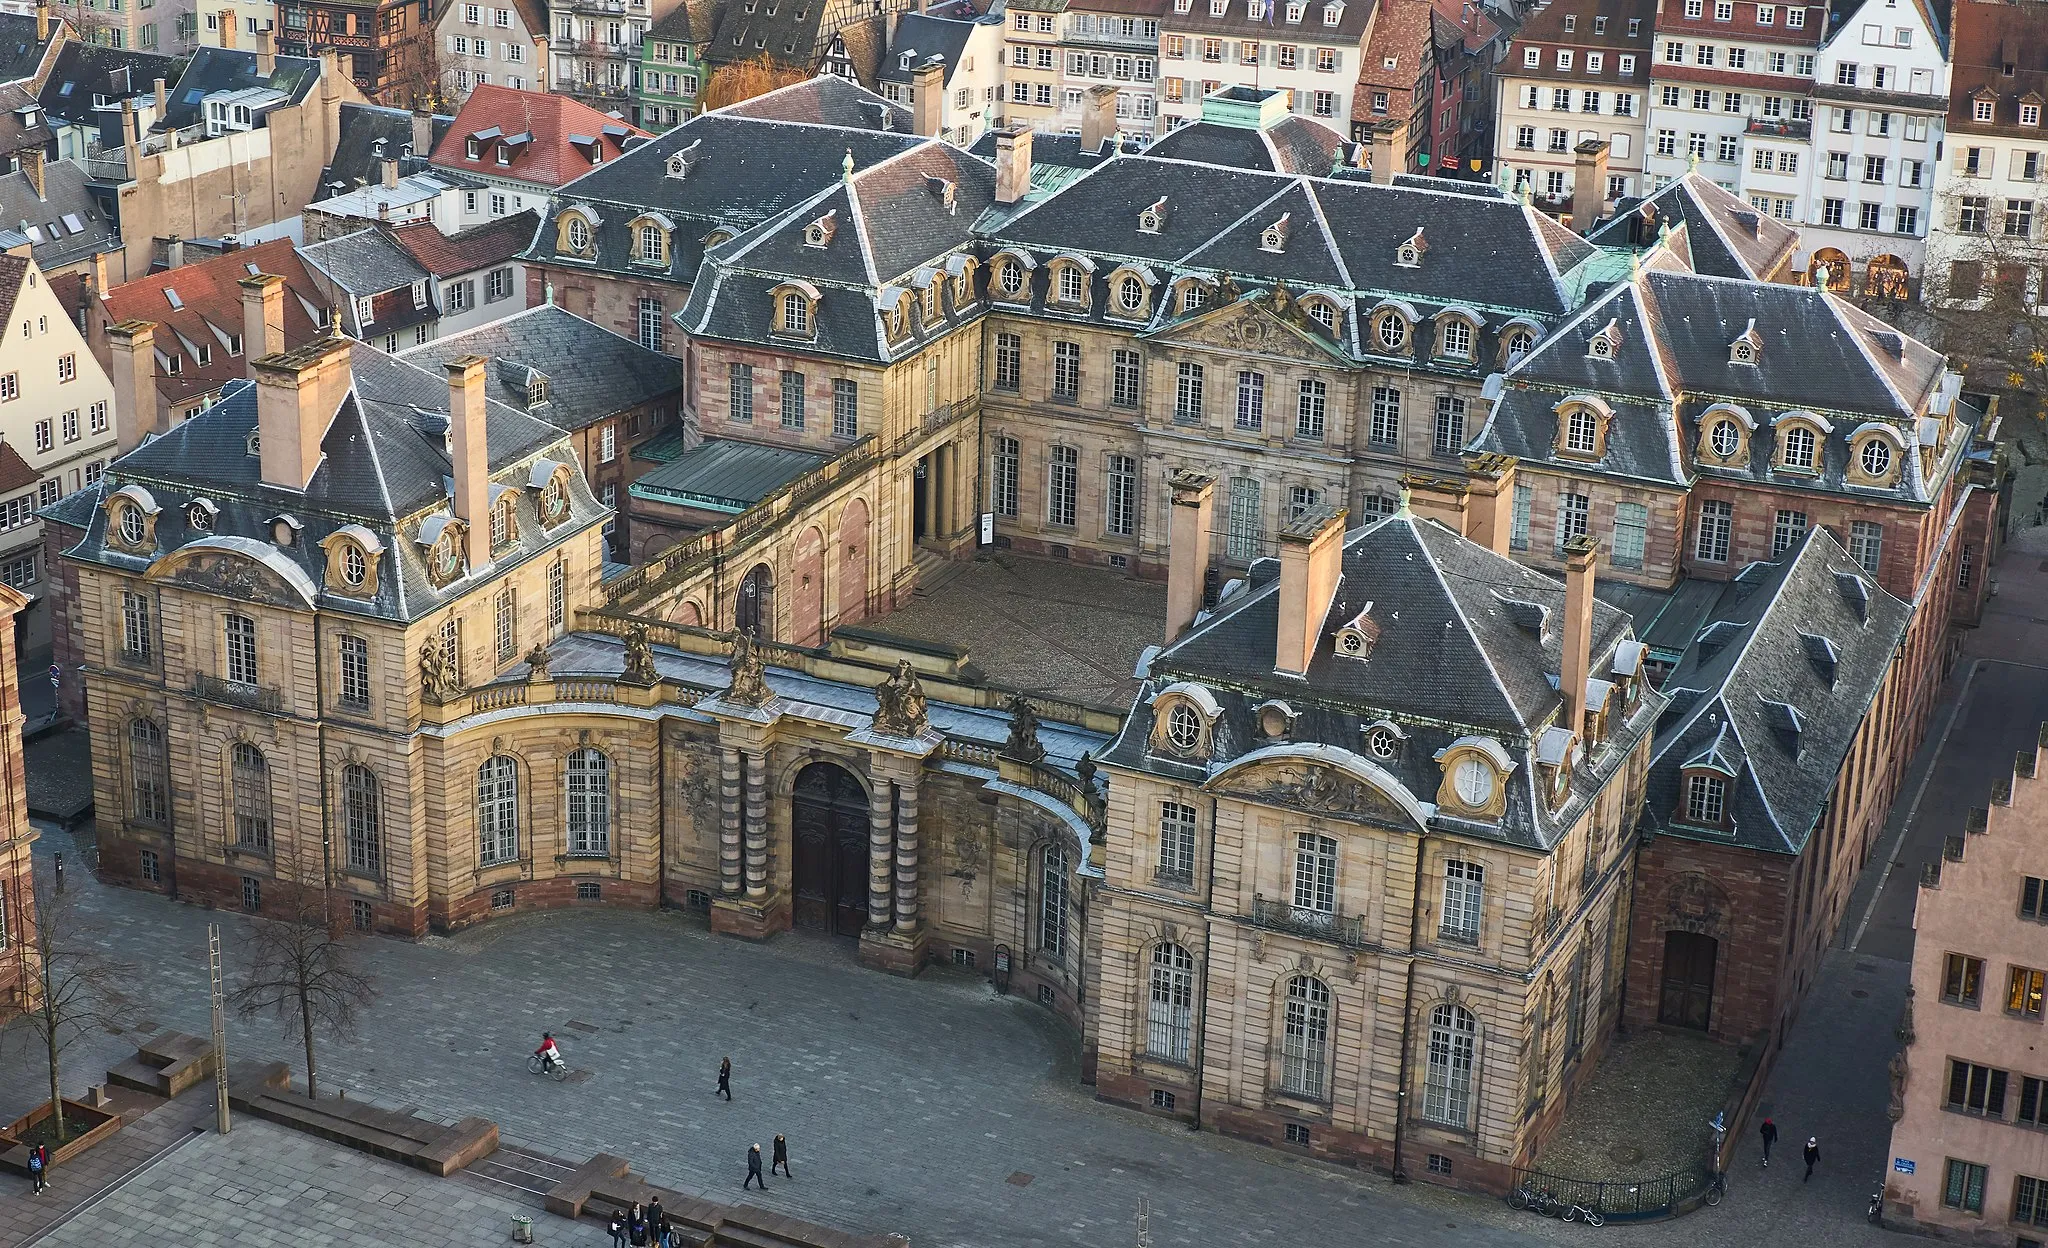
[1662,871,1729,935]
[170,552,294,606]
[1218,761,1412,827]
[1157,302,1343,365]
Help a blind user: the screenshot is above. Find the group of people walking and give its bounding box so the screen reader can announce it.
[601,1058,797,1248]
[1758,1119,1821,1181]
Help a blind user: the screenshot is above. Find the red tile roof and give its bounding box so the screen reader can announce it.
[429,84,652,189]
[1948,0,2048,136]
[99,237,331,408]
[387,211,539,277]
[0,441,39,495]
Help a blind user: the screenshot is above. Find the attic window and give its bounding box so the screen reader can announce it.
[246,429,260,456]
[1834,571,1869,621]
[1683,773,1726,825]
[1763,699,1802,754]
[1729,317,1763,364]
[1586,319,1621,359]
[1138,197,1167,234]
[1335,606,1380,660]
[1395,227,1426,267]
[1259,213,1290,253]
[1798,631,1837,685]
[465,137,480,159]
[527,373,550,406]
[804,210,837,248]
[899,51,912,69]
[164,287,183,310]
[1306,299,1336,331]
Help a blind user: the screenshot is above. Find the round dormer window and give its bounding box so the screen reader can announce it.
[540,474,569,526]
[1258,704,1291,738]
[566,217,591,252]
[1860,438,1893,479]
[1165,702,1202,753]
[998,263,1024,296]
[340,543,367,587]
[187,503,213,533]
[1453,756,1495,808]
[1709,418,1740,458]
[1118,275,1144,312]
[1367,727,1398,760]
[117,505,145,546]
[1376,315,1407,352]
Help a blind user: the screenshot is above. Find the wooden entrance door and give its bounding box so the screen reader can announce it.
[791,762,870,937]
[1658,931,1718,1031]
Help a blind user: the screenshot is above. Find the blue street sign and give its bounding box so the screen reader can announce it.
[1894,1159,1916,1175]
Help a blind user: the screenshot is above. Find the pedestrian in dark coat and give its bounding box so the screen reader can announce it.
[27,1143,47,1194]
[1759,1118,1778,1167]
[744,1143,765,1190]
[647,1196,666,1247]
[607,1212,627,1248]
[772,1134,791,1178]
[1803,1137,1820,1182]
[627,1201,648,1247]
[717,1056,733,1101]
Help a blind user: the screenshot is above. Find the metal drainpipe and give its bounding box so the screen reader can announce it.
[1188,791,1219,1132]
[1388,830,1430,1184]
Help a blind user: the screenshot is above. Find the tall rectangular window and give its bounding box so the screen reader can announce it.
[339,635,370,707]
[1235,370,1265,430]
[2014,1175,2048,1227]
[993,436,1019,517]
[1510,484,1531,550]
[637,296,664,352]
[832,378,858,438]
[1107,454,1136,536]
[2011,966,2046,1020]
[1946,1061,2007,1117]
[1944,953,1984,1004]
[1226,476,1261,561]
[1112,349,1141,407]
[1052,341,1081,398]
[1772,509,1807,556]
[1047,445,1078,527]
[1850,520,1883,574]
[1695,499,1732,562]
[727,362,752,423]
[224,613,258,685]
[1557,492,1589,550]
[779,370,806,428]
[994,332,1021,390]
[1370,386,1400,444]
[121,590,152,660]
[1158,800,1197,880]
[1296,379,1325,440]
[1611,502,1648,569]
[1685,773,1726,824]
[1288,485,1322,522]
[1433,395,1465,454]
[1292,832,1337,914]
[1440,859,1483,942]
[548,560,565,630]
[495,589,517,663]
[1175,362,1204,422]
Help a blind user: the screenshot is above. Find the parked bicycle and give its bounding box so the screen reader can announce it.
[1869,1181,1886,1226]
[1561,1201,1606,1227]
[1508,1182,1556,1214]
[1704,1171,1726,1207]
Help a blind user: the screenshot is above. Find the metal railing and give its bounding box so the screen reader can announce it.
[1250,895,1368,948]
[1509,1166,1717,1222]
[194,673,284,714]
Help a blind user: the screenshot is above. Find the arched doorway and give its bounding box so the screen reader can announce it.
[735,562,772,639]
[1808,247,1851,292]
[1864,253,1910,301]
[790,526,825,647]
[790,761,870,936]
[838,499,870,627]
[1658,931,1718,1031]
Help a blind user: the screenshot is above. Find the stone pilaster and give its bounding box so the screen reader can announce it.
[743,747,768,898]
[868,778,894,928]
[718,746,743,897]
[893,777,919,934]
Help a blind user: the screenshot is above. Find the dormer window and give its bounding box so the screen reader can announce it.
[899,51,912,69]
[1116,273,1146,313]
[1729,317,1763,364]
[1683,772,1726,825]
[560,212,594,256]
[774,283,819,338]
[1855,434,1895,482]
[1138,196,1167,233]
[341,543,367,586]
[1374,311,1408,352]
[1505,328,1535,364]
[1567,408,1598,453]
[1055,263,1086,305]
[1259,213,1290,253]
[2025,101,2043,127]
[1586,319,1622,359]
[491,496,516,550]
[1708,417,1740,458]
[993,256,1028,299]
[803,210,837,248]
[186,500,215,531]
[1179,282,1209,312]
[1322,2,1340,22]
[527,373,551,407]
[637,222,667,264]
[1395,229,1426,267]
[465,137,481,159]
[411,280,428,309]
[1305,298,1337,331]
[1437,316,1474,360]
[1165,702,1200,750]
[1555,396,1612,458]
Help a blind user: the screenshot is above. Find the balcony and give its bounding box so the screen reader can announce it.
[1250,894,1368,948]
[194,672,284,714]
[1745,117,1810,140]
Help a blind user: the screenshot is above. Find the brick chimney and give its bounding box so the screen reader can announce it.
[219,14,235,47]
[1274,505,1346,678]
[34,0,47,42]
[910,61,944,138]
[257,26,277,76]
[254,337,350,491]
[1461,454,1518,555]
[19,148,43,201]
[1164,470,1216,644]
[1571,139,1609,233]
[239,273,284,360]
[411,108,435,156]
[446,355,492,571]
[1560,534,1599,740]
[1369,120,1408,185]
[1080,84,1118,154]
[993,124,1032,205]
[1399,473,1467,535]
[108,320,160,453]
[379,157,400,188]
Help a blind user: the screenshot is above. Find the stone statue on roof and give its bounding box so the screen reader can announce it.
[1001,693,1046,764]
[621,624,659,686]
[725,629,771,707]
[872,659,929,737]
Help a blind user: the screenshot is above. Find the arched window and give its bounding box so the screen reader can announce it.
[1439,319,1473,359]
[477,756,520,866]
[1180,283,1209,312]
[130,718,168,824]
[1565,406,1599,454]
[1306,300,1336,331]
[118,504,146,546]
[1780,424,1817,470]
[340,542,368,586]
[1057,265,1085,304]
[997,261,1025,296]
[1164,702,1202,752]
[1040,841,1069,960]
[1280,975,1331,1099]
[1507,329,1535,363]
[1117,274,1144,312]
[565,216,591,253]
[782,291,809,334]
[1146,942,1196,1063]
[638,222,664,263]
[1708,418,1740,458]
[1376,314,1407,352]
[1859,437,1894,479]
[343,764,381,874]
[231,742,271,850]
[1423,1002,1477,1127]
[566,748,611,857]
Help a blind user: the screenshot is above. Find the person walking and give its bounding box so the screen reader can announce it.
[647,1196,666,1248]
[27,1143,47,1194]
[772,1134,792,1179]
[1803,1137,1820,1182]
[744,1143,765,1190]
[607,1211,627,1248]
[1759,1118,1778,1167]
[626,1201,648,1247]
[717,1057,733,1101]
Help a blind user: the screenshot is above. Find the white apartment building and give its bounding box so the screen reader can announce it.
[1002,0,1069,130]
[1055,0,1159,138]
[879,11,1008,146]
[1493,0,1654,216]
[1157,0,1373,134]
[1641,0,1825,221]
[1801,0,1946,291]
[437,0,548,101]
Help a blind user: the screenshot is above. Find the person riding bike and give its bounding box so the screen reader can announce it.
[535,1033,563,1073]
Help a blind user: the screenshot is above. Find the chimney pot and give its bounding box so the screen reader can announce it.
[240,273,286,361]
[257,27,277,76]
[108,319,162,453]
[1570,139,1609,234]
[1369,121,1409,185]
[993,124,1033,205]
[910,60,945,138]
[1399,473,1468,535]
[1080,83,1118,155]
[1164,470,1216,643]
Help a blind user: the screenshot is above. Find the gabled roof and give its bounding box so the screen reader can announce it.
[0,158,118,272]
[0,439,37,495]
[428,84,651,188]
[878,13,987,86]
[36,41,180,128]
[300,228,432,299]
[1144,99,1352,175]
[159,47,325,131]
[398,303,683,431]
[320,102,450,194]
[1644,527,1910,854]
[388,211,538,277]
[1945,0,2047,135]
[0,82,52,154]
[1588,171,1799,280]
[100,237,331,407]
[0,13,59,87]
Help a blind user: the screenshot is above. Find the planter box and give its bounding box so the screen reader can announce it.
[0,1098,124,1173]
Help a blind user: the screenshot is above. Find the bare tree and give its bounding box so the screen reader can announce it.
[699,55,808,112]
[5,863,130,1144]
[231,880,377,1099]
[1910,188,2048,404]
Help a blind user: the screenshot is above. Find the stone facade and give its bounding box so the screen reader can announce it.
[0,583,39,1024]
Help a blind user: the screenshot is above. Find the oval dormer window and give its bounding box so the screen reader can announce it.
[540,473,569,526]
[1709,419,1740,458]
[118,505,146,546]
[341,543,367,587]
[1165,702,1202,752]
[1453,756,1495,807]
[1860,438,1893,479]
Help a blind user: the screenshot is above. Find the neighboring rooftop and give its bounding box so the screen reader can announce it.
[398,302,682,431]
[628,438,826,514]
[0,158,118,272]
[428,84,652,188]
[37,41,181,129]
[387,210,537,277]
[1588,170,1800,280]
[0,12,59,87]
[1947,0,2048,137]
[157,46,324,131]
[320,102,450,195]
[1144,87,1353,175]
[301,227,432,298]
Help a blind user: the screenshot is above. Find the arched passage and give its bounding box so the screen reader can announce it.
[1864,253,1909,301]
[790,526,825,647]
[735,562,772,639]
[667,598,702,627]
[1809,247,1851,292]
[790,760,869,936]
[837,498,870,628]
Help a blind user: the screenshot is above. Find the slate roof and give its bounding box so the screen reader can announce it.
[629,438,826,510]
[1103,508,1660,850]
[878,13,984,86]
[1588,171,1799,280]
[159,47,323,131]
[100,237,331,408]
[429,85,651,189]
[0,158,118,272]
[36,42,180,129]
[320,102,451,194]
[301,227,431,298]
[388,211,537,277]
[62,341,605,624]
[0,83,52,155]
[1642,527,1910,854]
[0,13,56,86]
[707,0,877,70]
[398,303,683,431]
[1143,108,1352,175]
[1945,0,2046,136]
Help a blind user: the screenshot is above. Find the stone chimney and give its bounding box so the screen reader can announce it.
[1400,474,1467,535]
[19,149,43,201]
[254,337,350,491]
[34,0,47,42]
[109,320,160,453]
[1571,139,1609,233]
[1274,505,1346,679]
[162,236,184,270]
[1080,84,1118,154]
[1560,534,1599,740]
[1461,453,1518,556]
[219,15,235,47]
[88,249,108,299]
[257,27,277,76]
[993,124,1032,206]
[446,355,493,571]
[379,157,400,188]
[153,77,167,117]
[411,108,435,157]
[1164,470,1215,644]
[910,61,944,138]
[239,273,285,360]
[1369,120,1408,185]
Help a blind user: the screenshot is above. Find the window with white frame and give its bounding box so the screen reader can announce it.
[1235,370,1265,430]
[1441,859,1483,941]
[1684,772,1726,824]
[1158,800,1197,879]
[1147,943,1196,1062]
[1695,499,1732,562]
[1297,378,1326,439]
[1280,975,1331,1099]
[477,755,520,865]
[224,613,258,685]
[1293,832,1337,915]
[992,436,1019,517]
[1047,445,1078,527]
[1107,454,1137,537]
[1040,842,1069,959]
[567,748,611,856]
[1422,1004,1476,1127]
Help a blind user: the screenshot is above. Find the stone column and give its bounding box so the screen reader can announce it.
[742,747,768,898]
[718,747,743,896]
[868,778,895,927]
[933,445,953,539]
[893,776,920,934]
[916,456,934,541]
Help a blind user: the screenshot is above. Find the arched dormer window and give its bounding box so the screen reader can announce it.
[1848,424,1904,486]
[1729,317,1763,365]
[1500,319,1541,366]
[1585,318,1622,359]
[533,461,573,527]
[1139,196,1168,233]
[990,251,1034,301]
[1150,682,1221,758]
[1554,395,1612,459]
[1302,296,1340,333]
[1435,308,1480,361]
[1772,410,1831,473]
[1679,768,1730,829]
[1395,227,1427,267]
[1695,402,1756,467]
[633,219,670,266]
[320,524,385,597]
[1050,257,1093,307]
[1109,267,1153,318]
[1433,736,1513,820]
[1259,213,1290,253]
[1177,278,1211,313]
[106,485,160,553]
[556,208,597,257]
[771,281,821,339]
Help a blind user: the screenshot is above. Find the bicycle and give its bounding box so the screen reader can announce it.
[1508,1182,1554,1214]
[1704,1171,1726,1207]
[1561,1201,1605,1227]
[527,1053,569,1081]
